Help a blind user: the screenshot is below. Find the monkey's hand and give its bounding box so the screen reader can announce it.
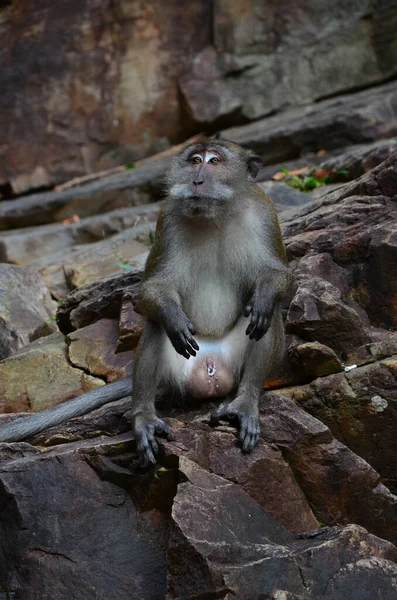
[133,413,176,468]
[164,306,199,359]
[211,400,260,453]
[244,290,276,341]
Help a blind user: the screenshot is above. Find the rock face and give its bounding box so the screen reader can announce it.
[2,1,397,192]
[0,333,104,414]
[1,396,397,600]
[0,264,57,360]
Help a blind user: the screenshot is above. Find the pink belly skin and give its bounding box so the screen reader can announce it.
[185,355,234,398]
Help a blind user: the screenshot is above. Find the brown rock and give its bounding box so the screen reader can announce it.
[261,395,397,545]
[161,423,318,534]
[0,202,160,265]
[0,264,57,360]
[0,2,212,193]
[288,339,343,379]
[0,333,103,414]
[56,269,142,334]
[286,278,370,357]
[0,440,167,599]
[179,46,241,123]
[167,457,397,600]
[291,357,397,482]
[117,293,146,352]
[67,318,133,382]
[34,227,150,299]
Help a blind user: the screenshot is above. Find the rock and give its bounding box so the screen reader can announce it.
[0,157,169,229]
[215,1,397,120]
[67,318,133,382]
[0,264,57,360]
[0,202,160,265]
[161,423,318,534]
[261,395,397,545]
[117,293,146,352]
[222,81,397,165]
[56,269,142,334]
[281,154,397,334]
[286,278,370,357]
[256,138,397,184]
[167,457,397,600]
[288,339,343,379]
[0,2,212,192]
[257,181,313,212]
[0,439,167,600]
[290,356,397,482]
[33,226,150,299]
[179,46,241,123]
[0,333,103,414]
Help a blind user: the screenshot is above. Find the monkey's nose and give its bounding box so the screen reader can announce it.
[193,178,204,186]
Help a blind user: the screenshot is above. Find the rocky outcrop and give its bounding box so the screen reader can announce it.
[0,264,57,360]
[2,1,397,193]
[1,395,397,599]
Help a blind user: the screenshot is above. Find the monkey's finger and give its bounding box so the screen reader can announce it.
[146,429,159,456]
[137,432,157,468]
[211,405,237,423]
[155,420,176,441]
[246,314,259,337]
[172,335,191,359]
[188,336,200,352]
[188,322,197,336]
[243,303,253,317]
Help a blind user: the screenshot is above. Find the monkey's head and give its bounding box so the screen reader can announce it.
[166,139,262,220]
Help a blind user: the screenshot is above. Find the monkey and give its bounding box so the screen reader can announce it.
[0,139,291,468]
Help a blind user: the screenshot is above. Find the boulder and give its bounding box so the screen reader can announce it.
[0,333,103,414]
[67,318,133,382]
[1,405,397,600]
[223,81,397,165]
[0,264,57,360]
[0,202,160,265]
[33,227,150,299]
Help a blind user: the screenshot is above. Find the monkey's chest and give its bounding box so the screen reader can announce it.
[182,277,240,337]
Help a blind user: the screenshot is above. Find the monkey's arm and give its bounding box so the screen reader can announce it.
[245,194,293,341]
[138,212,199,359]
[0,377,132,443]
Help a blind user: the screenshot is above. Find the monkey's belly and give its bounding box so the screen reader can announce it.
[163,318,251,399]
[185,354,234,398]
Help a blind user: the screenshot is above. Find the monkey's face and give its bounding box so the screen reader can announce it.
[166,140,262,220]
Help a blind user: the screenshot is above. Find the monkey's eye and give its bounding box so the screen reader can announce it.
[209,156,220,164]
[190,155,202,164]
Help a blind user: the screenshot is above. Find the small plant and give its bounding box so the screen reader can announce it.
[278,165,348,193]
[125,163,135,170]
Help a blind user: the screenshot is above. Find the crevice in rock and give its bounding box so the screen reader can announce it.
[28,547,77,563]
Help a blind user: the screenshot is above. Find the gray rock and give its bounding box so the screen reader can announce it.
[222,81,397,165]
[0,158,169,230]
[0,264,57,360]
[258,181,313,212]
[0,202,160,265]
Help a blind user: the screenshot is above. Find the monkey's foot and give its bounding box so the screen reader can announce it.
[134,415,176,468]
[211,402,260,453]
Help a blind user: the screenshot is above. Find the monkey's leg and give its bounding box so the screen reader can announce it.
[129,322,175,467]
[212,312,284,453]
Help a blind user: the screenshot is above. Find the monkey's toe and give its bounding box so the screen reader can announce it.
[134,416,175,468]
[239,414,260,453]
[211,404,260,454]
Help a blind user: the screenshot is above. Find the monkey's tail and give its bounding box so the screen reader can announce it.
[0,377,132,443]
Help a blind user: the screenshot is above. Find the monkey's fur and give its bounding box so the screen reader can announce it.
[0,139,291,466]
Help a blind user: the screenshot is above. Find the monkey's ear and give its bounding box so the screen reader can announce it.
[247,154,262,180]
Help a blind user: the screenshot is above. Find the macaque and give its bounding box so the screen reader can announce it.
[0,139,291,468]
